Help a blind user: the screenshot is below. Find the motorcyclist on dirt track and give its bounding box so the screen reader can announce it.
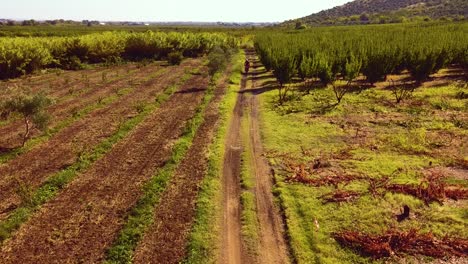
[244,59,250,74]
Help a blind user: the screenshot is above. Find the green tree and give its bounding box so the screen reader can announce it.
[271,53,297,104]
[1,93,51,147]
[207,46,228,76]
[332,53,361,104]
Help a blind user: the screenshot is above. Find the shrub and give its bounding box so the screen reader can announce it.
[167,51,183,65]
[207,46,228,76]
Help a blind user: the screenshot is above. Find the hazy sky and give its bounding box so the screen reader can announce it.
[1,0,351,22]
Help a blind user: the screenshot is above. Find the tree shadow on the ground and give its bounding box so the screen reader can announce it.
[0,146,15,155]
[309,102,339,115]
[240,81,278,95]
[175,87,207,94]
[249,74,270,82]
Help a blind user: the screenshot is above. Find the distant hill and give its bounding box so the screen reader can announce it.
[286,0,468,26]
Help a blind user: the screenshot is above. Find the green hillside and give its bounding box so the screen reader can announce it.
[286,0,467,26]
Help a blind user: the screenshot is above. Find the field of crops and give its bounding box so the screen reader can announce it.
[0,30,238,79]
[255,23,467,88]
[0,22,467,264]
[251,23,467,263]
[0,28,242,262]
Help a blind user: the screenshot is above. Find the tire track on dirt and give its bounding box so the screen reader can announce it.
[246,53,290,264]
[0,74,210,263]
[132,69,232,264]
[221,58,248,264]
[0,59,201,221]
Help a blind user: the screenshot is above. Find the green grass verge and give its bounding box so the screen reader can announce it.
[103,65,225,263]
[257,73,467,263]
[0,69,195,244]
[0,66,168,165]
[183,51,243,264]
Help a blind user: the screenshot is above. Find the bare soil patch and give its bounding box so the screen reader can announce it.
[0,59,201,221]
[246,52,291,264]
[0,63,158,149]
[133,69,231,264]
[0,74,209,263]
[221,62,246,264]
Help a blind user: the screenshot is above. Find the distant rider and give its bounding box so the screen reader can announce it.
[244,59,250,74]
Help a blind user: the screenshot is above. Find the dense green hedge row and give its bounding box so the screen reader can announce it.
[255,23,468,86]
[0,31,238,79]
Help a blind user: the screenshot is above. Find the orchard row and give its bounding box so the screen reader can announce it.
[255,23,468,87]
[0,31,238,79]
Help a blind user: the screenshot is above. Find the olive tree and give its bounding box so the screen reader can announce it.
[1,93,51,147]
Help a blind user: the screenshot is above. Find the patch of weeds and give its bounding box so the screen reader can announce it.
[133,101,145,114]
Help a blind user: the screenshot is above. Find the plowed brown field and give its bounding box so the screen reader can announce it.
[0,63,211,262]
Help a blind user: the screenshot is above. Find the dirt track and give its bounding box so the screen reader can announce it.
[221,50,290,264]
[0,59,201,221]
[0,72,209,263]
[133,68,232,264]
[221,61,247,264]
[246,55,290,264]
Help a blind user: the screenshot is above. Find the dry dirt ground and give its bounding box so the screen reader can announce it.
[221,50,290,264]
[0,59,201,221]
[0,66,209,263]
[133,67,233,264]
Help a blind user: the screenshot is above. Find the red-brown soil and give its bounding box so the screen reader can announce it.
[0,63,160,149]
[221,60,247,264]
[0,74,210,263]
[0,59,202,221]
[220,49,290,264]
[0,64,139,100]
[133,68,232,264]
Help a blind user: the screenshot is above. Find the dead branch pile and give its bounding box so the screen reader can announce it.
[321,190,361,203]
[284,162,360,188]
[334,229,468,259]
[386,172,468,205]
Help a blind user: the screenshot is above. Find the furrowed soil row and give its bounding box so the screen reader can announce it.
[0,73,210,263]
[0,67,116,128]
[0,59,202,222]
[0,64,168,164]
[131,68,232,264]
[0,64,139,100]
[0,63,161,149]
